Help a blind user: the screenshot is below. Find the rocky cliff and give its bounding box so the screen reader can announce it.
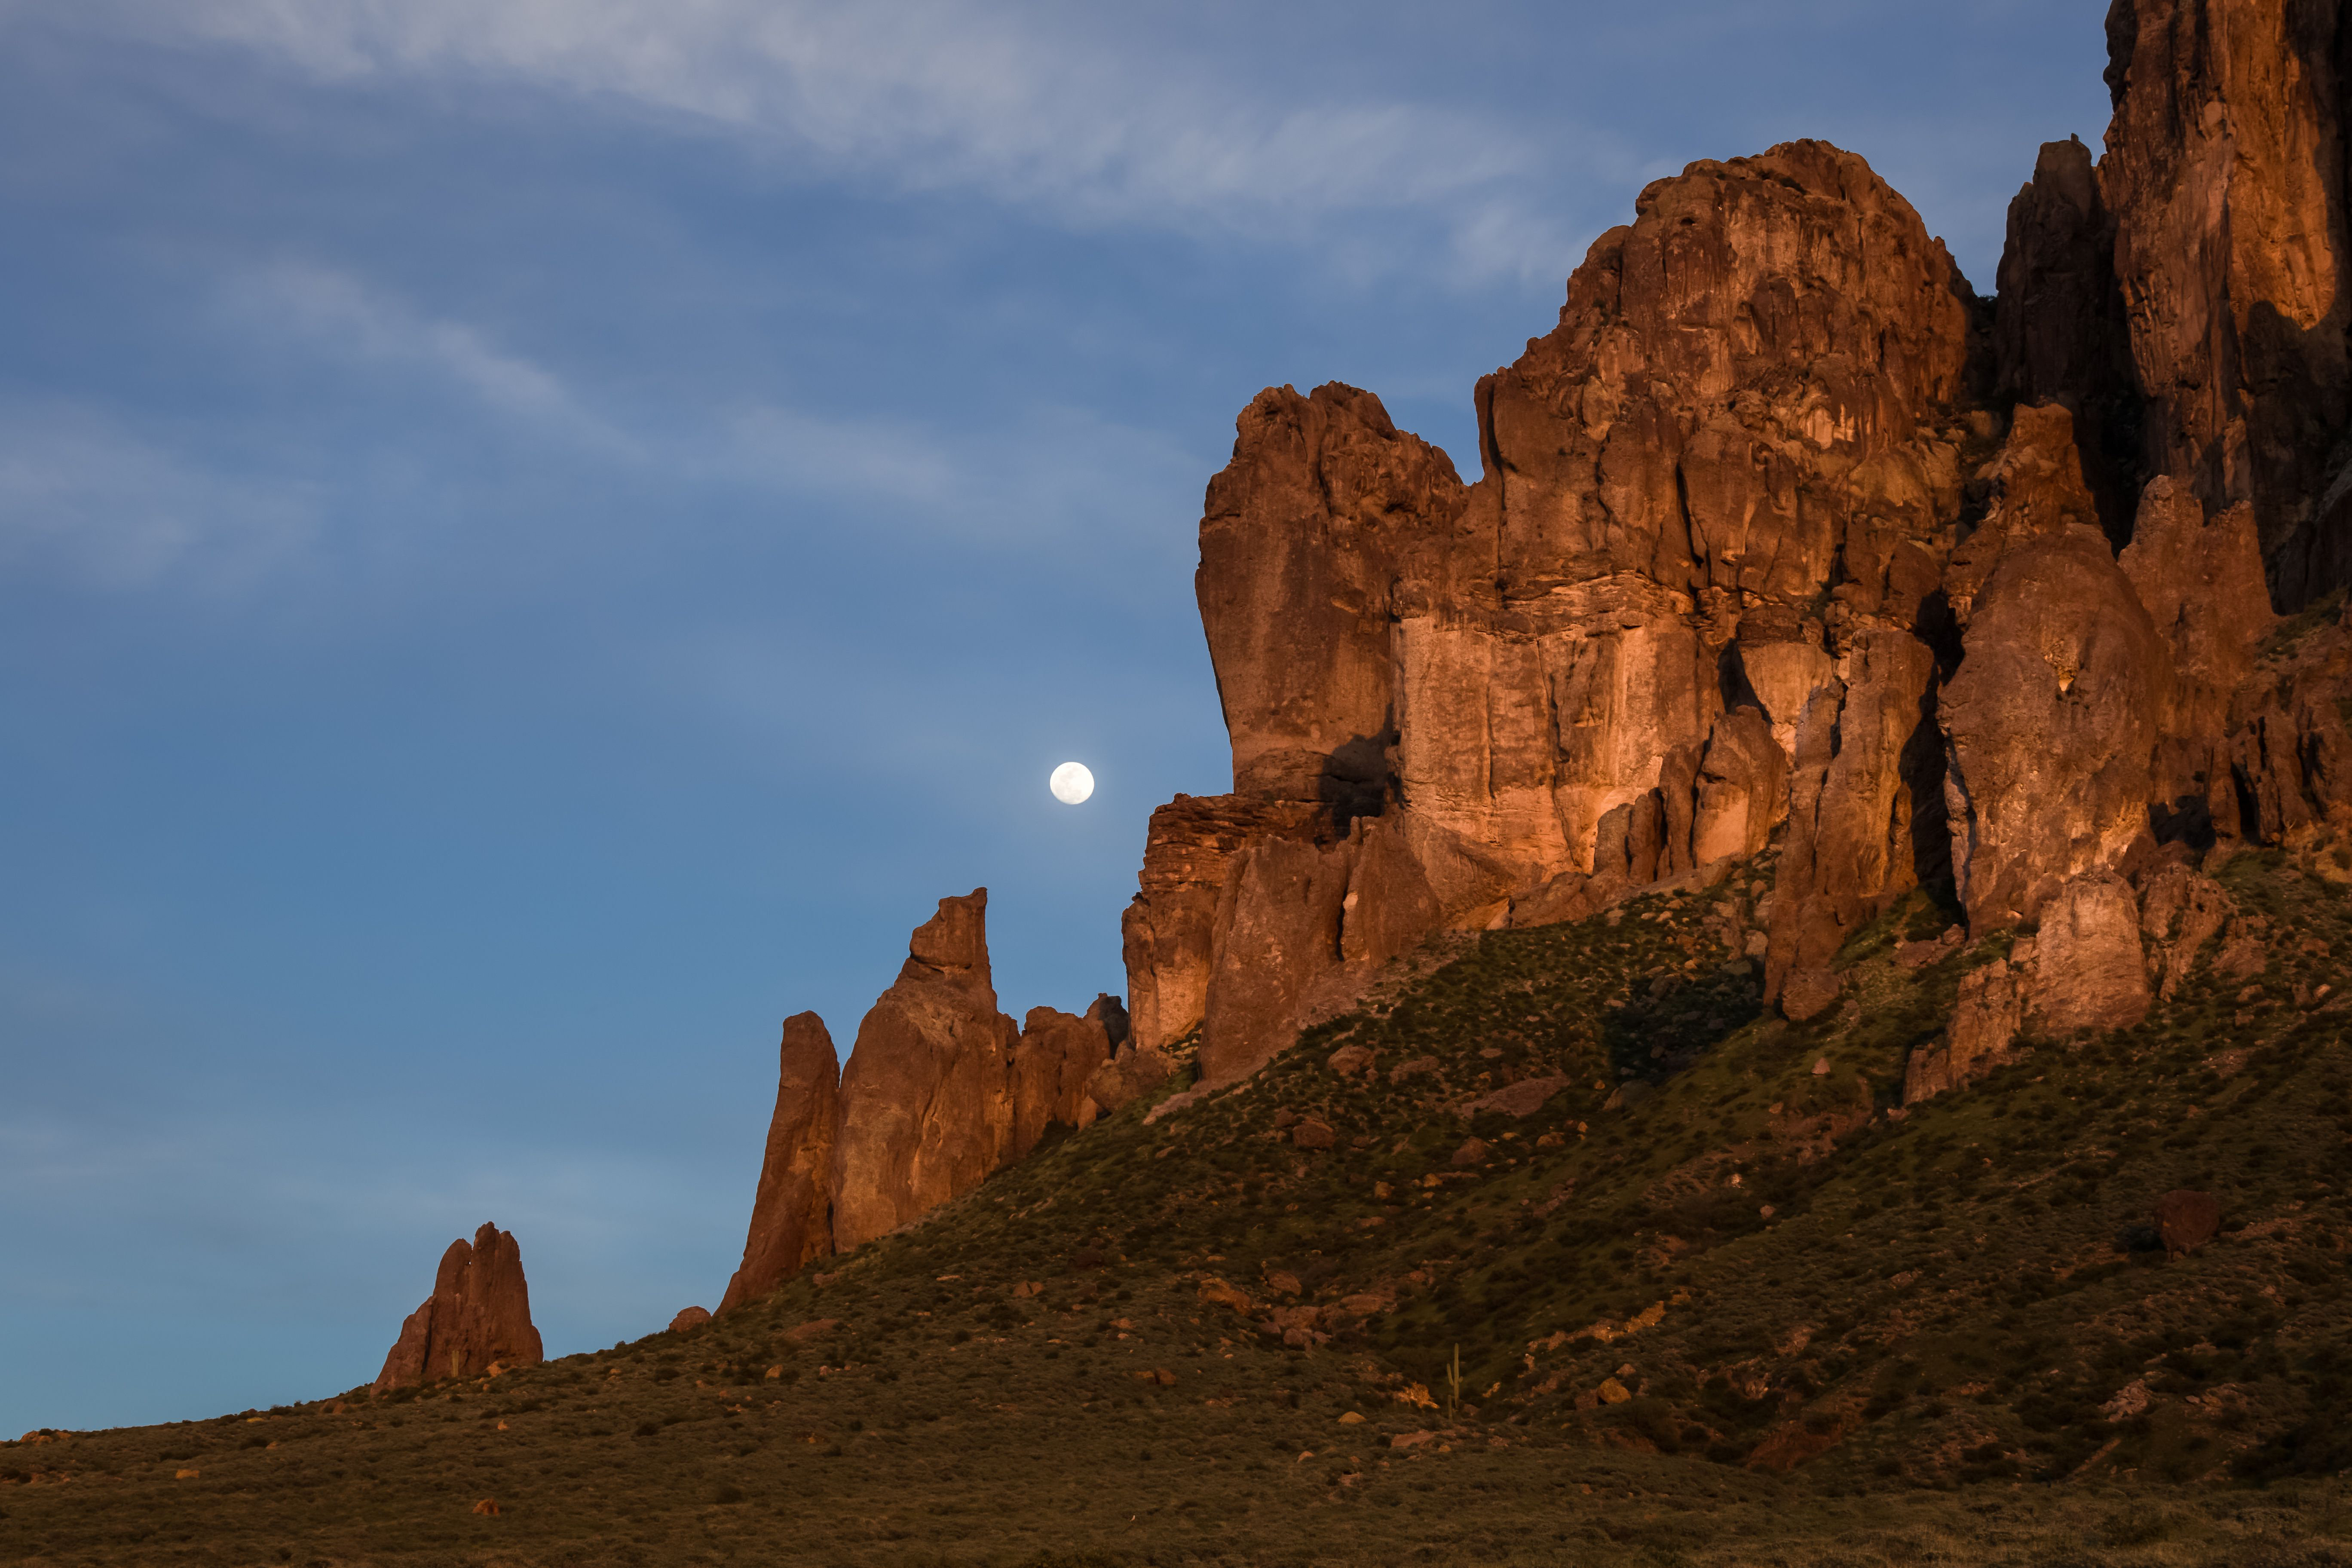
[374,1222,543,1390]
[1127,0,2352,1085]
[718,891,1127,1310]
[717,1012,840,1315]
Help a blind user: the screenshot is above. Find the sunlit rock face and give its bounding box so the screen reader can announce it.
[1124,0,2352,1088]
[830,890,1023,1253]
[2098,0,2352,609]
[375,1222,543,1390]
[718,1012,840,1316]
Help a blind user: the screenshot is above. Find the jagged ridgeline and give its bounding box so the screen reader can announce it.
[16,0,2352,1562]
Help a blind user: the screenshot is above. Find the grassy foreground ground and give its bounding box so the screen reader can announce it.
[9,841,2352,1567]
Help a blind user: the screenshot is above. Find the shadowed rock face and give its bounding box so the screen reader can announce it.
[832,890,1023,1253]
[1942,519,2169,930]
[375,1223,543,1390]
[2100,0,2352,608]
[717,1012,839,1316]
[1011,1000,1121,1161]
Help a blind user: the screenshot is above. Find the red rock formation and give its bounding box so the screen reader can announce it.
[1010,998,1121,1160]
[668,1306,711,1333]
[375,1222,543,1390]
[831,890,1021,1251]
[1940,519,2168,930]
[1142,139,1979,1070]
[1993,138,2141,541]
[1198,384,1464,807]
[1121,795,1324,1055]
[717,1012,839,1316]
[2027,870,2153,1032]
[2121,479,2277,834]
[2157,1188,2223,1255]
[1903,958,2024,1103]
[1768,631,1939,1015]
[1123,0,2352,1096]
[2100,0,2352,606]
[2229,604,2352,843]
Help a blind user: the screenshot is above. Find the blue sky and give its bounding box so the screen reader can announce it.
[0,0,2114,1434]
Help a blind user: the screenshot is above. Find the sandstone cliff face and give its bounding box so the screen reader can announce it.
[1198,385,1464,808]
[1122,0,2352,1096]
[832,890,1023,1253]
[717,1012,839,1316]
[1121,796,1324,1056]
[376,1223,543,1390]
[1142,140,1980,1070]
[2100,0,2352,607]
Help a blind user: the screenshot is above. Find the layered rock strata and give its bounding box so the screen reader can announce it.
[375,1222,543,1390]
[1126,0,2352,1093]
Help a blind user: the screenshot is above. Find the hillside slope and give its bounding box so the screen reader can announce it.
[9,836,2352,1567]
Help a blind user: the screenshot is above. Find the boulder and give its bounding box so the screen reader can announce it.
[1460,1076,1572,1120]
[831,890,1022,1252]
[668,1306,711,1334]
[2156,1188,2222,1256]
[1290,1118,1336,1151]
[374,1222,544,1390]
[2137,861,2236,1000]
[1084,1042,1178,1117]
[1941,522,2168,929]
[2029,871,2151,1033]
[1903,958,2025,1103]
[717,1012,839,1315]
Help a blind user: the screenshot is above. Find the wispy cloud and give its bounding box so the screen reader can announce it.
[62,0,1604,282]
[720,399,1203,550]
[0,401,318,591]
[234,260,610,432]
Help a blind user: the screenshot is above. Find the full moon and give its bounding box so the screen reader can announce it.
[1049,762,1095,805]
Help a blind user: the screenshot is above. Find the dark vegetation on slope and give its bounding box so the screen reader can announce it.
[9,845,2352,1567]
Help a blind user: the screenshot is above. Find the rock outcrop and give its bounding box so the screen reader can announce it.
[1010,995,1124,1160]
[2026,870,2153,1033]
[832,890,1023,1253]
[717,1012,840,1316]
[1119,0,2352,1099]
[2100,0,2352,608]
[1940,518,2168,929]
[1903,958,2025,1103]
[720,893,1125,1309]
[1137,138,1982,1071]
[375,1222,543,1390]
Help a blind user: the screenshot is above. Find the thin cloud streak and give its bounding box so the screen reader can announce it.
[64,0,1613,282]
[0,401,319,591]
